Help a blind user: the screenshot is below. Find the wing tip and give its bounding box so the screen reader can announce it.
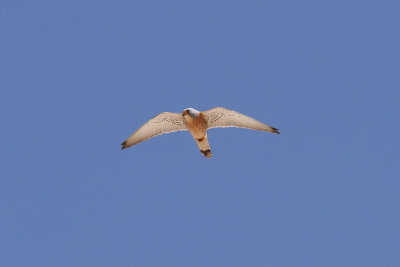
[271,127,280,134]
[121,141,128,150]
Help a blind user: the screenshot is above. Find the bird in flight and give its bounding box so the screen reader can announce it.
[121,107,280,158]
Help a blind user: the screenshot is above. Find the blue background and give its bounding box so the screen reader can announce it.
[1,0,399,266]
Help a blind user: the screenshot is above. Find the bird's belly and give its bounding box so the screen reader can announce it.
[184,116,208,139]
[188,127,206,139]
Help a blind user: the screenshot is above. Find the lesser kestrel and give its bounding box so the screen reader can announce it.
[121,107,280,158]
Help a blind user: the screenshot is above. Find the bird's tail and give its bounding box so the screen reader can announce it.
[195,135,212,159]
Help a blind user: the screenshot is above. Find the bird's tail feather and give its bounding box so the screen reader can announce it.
[196,136,212,159]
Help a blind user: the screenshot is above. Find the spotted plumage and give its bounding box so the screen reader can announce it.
[121,107,280,158]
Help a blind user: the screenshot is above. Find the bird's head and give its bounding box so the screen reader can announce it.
[182,108,200,118]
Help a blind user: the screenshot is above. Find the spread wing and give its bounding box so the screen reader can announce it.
[121,112,188,149]
[203,107,280,134]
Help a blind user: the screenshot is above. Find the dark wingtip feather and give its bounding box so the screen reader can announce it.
[271,127,280,134]
[121,141,127,150]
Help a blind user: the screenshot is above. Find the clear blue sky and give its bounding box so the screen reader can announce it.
[1,0,399,266]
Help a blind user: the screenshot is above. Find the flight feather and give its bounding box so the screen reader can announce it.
[121,112,187,149]
[203,107,280,134]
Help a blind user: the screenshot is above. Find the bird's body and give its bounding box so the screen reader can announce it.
[182,108,211,158]
[121,107,279,158]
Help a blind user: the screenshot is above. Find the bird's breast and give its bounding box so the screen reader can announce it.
[183,114,208,138]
